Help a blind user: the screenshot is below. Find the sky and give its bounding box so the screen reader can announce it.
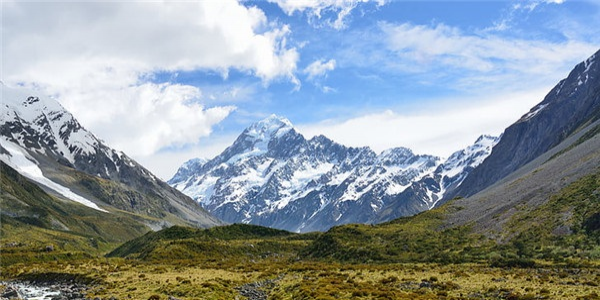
[2,0,600,180]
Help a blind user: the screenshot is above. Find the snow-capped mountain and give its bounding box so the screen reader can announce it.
[169,114,498,232]
[1,83,221,228]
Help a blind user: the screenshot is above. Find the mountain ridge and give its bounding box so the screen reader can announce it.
[169,115,497,232]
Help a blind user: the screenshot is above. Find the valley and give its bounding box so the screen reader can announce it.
[1,8,600,299]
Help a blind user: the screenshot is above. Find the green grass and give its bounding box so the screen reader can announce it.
[0,162,154,266]
[2,161,599,300]
[504,171,600,261]
[106,224,310,265]
[103,171,600,267]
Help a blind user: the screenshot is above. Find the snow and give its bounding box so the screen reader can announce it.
[245,114,292,143]
[385,182,410,195]
[328,171,351,186]
[273,162,333,210]
[521,104,548,122]
[289,163,332,191]
[226,116,293,164]
[170,109,501,230]
[227,147,267,164]
[1,84,98,163]
[584,53,595,73]
[1,137,108,212]
[441,135,497,179]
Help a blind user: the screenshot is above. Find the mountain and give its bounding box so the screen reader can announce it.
[169,115,497,232]
[439,49,600,236]
[301,49,600,263]
[449,48,600,200]
[0,84,222,247]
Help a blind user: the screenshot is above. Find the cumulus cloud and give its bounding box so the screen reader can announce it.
[2,1,298,156]
[298,88,551,157]
[304,59,337,80]
[270,0,386,29]
[78,82,235,157]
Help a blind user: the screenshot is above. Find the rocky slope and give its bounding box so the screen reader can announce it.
[448,48,600,199]
[169,115,497,232]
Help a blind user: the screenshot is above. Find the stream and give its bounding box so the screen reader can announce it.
[1,281,89,300]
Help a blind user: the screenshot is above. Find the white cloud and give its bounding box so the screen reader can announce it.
[2,1,299,157]
[375,22,597,91]
[75,82,235,157]
[298,87,552,157]
[304,59,337,80]
[489,0,566,31]
[136,133,239,181]
[269,0,386,29]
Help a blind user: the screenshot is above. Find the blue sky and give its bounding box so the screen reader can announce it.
[3,0,600,179]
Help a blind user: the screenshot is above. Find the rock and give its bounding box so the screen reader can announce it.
[1,286,22,299]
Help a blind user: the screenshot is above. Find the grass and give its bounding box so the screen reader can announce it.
[504,172,600,261]
[1,165,599,299]
[1,258,598,300]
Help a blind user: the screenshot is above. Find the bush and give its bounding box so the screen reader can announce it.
[490,258,536,268]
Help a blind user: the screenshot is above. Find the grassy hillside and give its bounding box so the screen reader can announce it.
[505,171,600,260]
[107,169,600,266]
[101,170,599,274]
[303,171,600,265]
[107,223,315,263]
[2,170,598,300]
[0,162,155,265]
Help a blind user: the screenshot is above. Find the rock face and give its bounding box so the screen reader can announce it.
[0,84,221,228]
[448,49,600,199]
[169,115,497,232]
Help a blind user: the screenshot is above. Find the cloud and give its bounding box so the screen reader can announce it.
[76,82,236,157]
[136,133,239,180]
[489,0,566,31]
[304,59,337,80]
[298,88,552,157]
[269,0,386,29]
[2,1,298,156]
[381,22,593,72]
[352,21,598,92]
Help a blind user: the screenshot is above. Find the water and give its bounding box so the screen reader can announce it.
[2,282,61,300]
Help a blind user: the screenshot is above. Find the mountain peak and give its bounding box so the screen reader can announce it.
[239,114,295,149]
[245,114,293,139]
[474,134,500,146]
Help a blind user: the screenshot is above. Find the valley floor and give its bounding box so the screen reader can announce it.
[1,258,599,300]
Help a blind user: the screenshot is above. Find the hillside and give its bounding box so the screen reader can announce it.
[106,223,312,263]
[0,162,152,264]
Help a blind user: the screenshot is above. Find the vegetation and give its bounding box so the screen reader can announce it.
[548,122,600,162]
[1,166,599,299]
[0,162,151,265]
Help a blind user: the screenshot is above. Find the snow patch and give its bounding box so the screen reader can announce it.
[521,104,548,121]
[1,137,107,212]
